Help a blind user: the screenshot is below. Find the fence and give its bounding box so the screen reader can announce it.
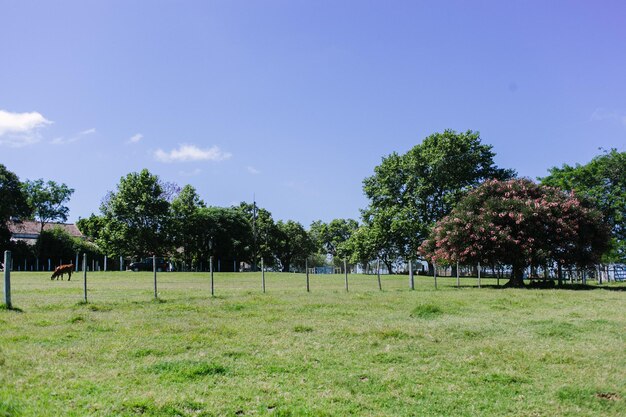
[2,251,625,310]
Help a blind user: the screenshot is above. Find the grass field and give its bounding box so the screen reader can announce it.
[1,271,625,416]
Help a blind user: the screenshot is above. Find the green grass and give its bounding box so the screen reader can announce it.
[1,271,625,416]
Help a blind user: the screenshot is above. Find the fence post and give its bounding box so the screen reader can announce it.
[344,258,349,292]
[306,258,310,292]
[376,259,382,291]
[210,255,214,296]
[434,263,438,289]
[409,260,414,290]
[456,261,460,288]
[152,255,158,299]
[82,253,87,303]
[4,251,11,309]
[261,258,265,293]
[478,262,481,288]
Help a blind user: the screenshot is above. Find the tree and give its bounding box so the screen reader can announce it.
[362,130,515,271]
[170,185,206,265]
[343,224,379,272]
[98,169,171,258]
[36,227,101,264]
[0,164,30,248]
[310,219,358,257]
[418,179,610,287]
[235,202,279,269]
[22,179,74,233]
[541,149,626,262]
[274,220,315,272]
[186,206,252,269]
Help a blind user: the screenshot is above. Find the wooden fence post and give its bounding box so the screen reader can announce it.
[261,258,265,293]
[456,261,460,288]
[478,262,481,288]
[409,260,414,290]
[153,255,157,299]
[344,258,349,292]
[306,258,310,292]
[82,253,87,303]
[210,255,214,296]
[4,251,11,309]
[434,263,438,289]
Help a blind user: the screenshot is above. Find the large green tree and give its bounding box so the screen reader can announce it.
[541,149,626,262]
[361,130,515,271]
[185,206,252,269]
[22,178,74,233]
[98,169,171,258]
[235,202,279,269]
[0,164,30,248]
[170,185,206,265]
[274,220,315,272]
[310,218,359,261]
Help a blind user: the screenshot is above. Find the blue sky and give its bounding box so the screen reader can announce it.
[1,0,625,226]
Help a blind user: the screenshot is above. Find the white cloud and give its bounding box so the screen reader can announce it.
[50,127,96,145]
[154,144,232,163]
[591,108,626,127]
[128,133,143,144]
[0,109,52,147]
[247,166,261,175]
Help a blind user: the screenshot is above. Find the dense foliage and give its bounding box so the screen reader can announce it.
[418,179,610,286]
[95,169,172,258]
[541,149,626,262]
[0,164,30,249]
[358,130,515,271]
[274,220,315,272]
[22,178,74,233]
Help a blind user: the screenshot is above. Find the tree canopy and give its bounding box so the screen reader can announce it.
[22,178,74,233]
[97,169,171,258]
[541,149,626,262]
[360,130,515,271]
[0,164,30,248]
[310,218,359,260]
[419,179,610,287]
[274,220,315,272]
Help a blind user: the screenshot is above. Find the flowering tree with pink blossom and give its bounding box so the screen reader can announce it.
[418,179,610,287]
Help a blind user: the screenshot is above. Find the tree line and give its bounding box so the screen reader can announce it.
[2,130,624,284]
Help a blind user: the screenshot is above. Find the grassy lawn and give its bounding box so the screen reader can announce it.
[1,271,625,416]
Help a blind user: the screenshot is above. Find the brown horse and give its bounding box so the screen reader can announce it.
[51,264,74,281]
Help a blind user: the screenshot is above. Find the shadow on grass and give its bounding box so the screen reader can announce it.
[461,282,626,291]
[0,304,24,312]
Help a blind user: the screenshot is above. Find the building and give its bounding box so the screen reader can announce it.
[7,220,83,245]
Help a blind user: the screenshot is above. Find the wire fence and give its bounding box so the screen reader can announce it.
[3,251,625,310]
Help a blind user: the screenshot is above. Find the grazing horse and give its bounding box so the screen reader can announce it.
[51,264,74,281]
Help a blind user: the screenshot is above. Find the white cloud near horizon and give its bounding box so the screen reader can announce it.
[127,133,143,144]
[154,144,232,163]
[0,109,52,147]
[51,127,96,145]
[247,166,261,175]
[591,108,626,126]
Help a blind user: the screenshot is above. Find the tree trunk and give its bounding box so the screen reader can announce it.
[384,260,393,274]
[506,263,526,287]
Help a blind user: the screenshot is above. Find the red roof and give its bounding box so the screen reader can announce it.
[7,220,83,239]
